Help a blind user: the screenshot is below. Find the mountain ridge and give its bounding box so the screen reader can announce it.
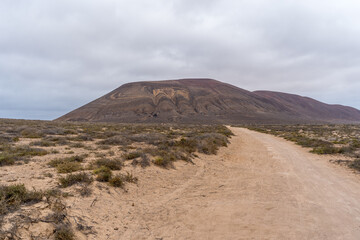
[56,78,360,124]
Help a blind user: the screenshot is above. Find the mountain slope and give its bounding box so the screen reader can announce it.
[56,78,360,123]
[254,91,360,123]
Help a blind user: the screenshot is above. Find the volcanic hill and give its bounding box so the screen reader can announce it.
[57,79,360,124]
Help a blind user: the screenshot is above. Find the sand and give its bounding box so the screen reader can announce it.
[2,127,360,239]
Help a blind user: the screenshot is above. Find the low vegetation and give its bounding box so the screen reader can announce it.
[59,172,93,188]
[0,184,44,215]
[90,158,123,170]
[109,172,138,188]
[0,119,233,238]
[54,224,75,240]
[0,145,48,166]
[246,124,360,172]
[48,155,87,173]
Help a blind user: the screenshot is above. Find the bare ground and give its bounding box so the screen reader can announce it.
[2,127,360,239]
[112,127,360,239]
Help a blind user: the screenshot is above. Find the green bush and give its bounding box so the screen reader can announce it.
[108,172,138,188]
[20,128,43,138]
[0,145,48,166]
[122,151,141,160]
[48,155,86,168]
[153,156,169,167]
[0,154,16,166]
[59,173,93,188]
[93,166,112,182]
[109,175,124,188]
[310,146,343,155]
[0,184,43,214]
[56,162,82,173]
[54,224,75,240]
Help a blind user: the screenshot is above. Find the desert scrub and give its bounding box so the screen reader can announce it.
[0,145,48,166]
[0,119,234,170]
[56,162,83,173]
[98,135,130,146]
[69,142,86,148]
[109,175,124,187]
[0,184,44,215]
[109,172,138,188]
[20,127,43,138]
[193,133,228,154]
[350,158,360,171]
[122,151,142,160]
[48,155,87,168]
[30,140,56,147]
[93,166,112,182]
[131,153,150,167]
[90,158,123,170]
[54,224,75,240]
[43,136,70,145]
[152,154,175,167]
[310,146,345,155]
[59,172,93,188]
[247,125,360,157]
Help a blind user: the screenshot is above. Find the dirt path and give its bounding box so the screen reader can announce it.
[71,127,360,239]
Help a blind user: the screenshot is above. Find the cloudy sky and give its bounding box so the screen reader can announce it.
[1,0,360,120]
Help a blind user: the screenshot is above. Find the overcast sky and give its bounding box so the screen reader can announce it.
[1,0,360,120]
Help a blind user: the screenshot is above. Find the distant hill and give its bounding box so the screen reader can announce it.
[56,78,360,124]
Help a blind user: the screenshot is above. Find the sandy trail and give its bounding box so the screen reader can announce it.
[72,127,360,239]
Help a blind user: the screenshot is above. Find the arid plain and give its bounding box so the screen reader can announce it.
[1,119,360,239]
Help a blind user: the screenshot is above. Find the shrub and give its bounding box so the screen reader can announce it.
[109,175,124,188]
[131,153,150,168]
[93,166,112,182]
[0,184,43,214]
[0,154,16,166]
[69,142,86,148]
[20,128,43,138]
[43,136,70,145]
[59,173,93,188]
[350,159,360,171]
[41,127,66,135]
[72,134,93,141]
[91,158,123,170]
[98,136,130,146]
[192,133,228,155]
[109,172,138,188]
[30,140,56,147]
[48,155,86,168]
[0,146,48,166]
[56,162,82,173]
[128,133,166,145]
[122,151,141,160]
[310,145,345,155]
[153,156,169,167]
[54,224,75,240]
[13,145,48,157]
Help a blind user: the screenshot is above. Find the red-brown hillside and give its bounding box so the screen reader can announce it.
[56,79,360,124]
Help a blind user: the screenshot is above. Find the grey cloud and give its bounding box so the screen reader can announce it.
[0,0,360,120]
